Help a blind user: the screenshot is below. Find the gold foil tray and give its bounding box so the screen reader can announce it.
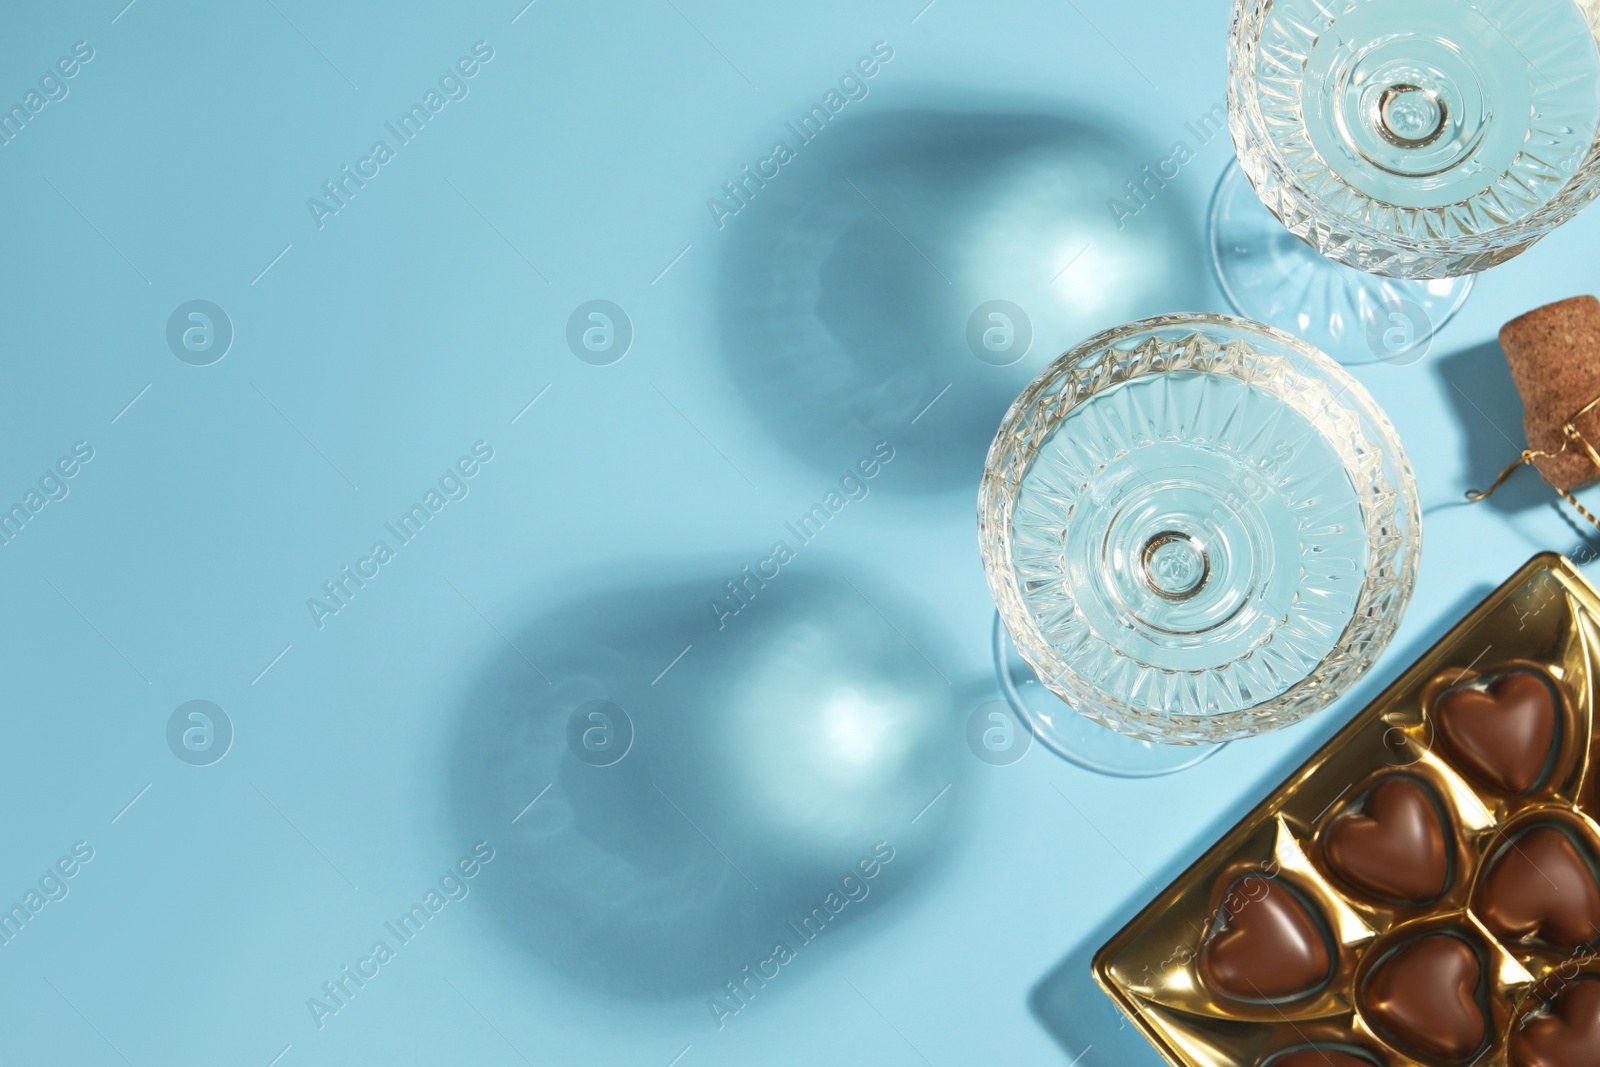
[1093,553,1600,1067]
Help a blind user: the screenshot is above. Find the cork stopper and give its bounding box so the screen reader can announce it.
[1500,295,1600,490]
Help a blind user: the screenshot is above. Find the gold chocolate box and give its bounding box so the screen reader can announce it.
[1094,553,1600,1067]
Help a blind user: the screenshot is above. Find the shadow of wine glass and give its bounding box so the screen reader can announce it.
[446,559,968,1002]
[716,102,1214,496]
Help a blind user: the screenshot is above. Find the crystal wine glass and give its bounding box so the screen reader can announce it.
[979,314,1421,774]
[1214,0,1600,361]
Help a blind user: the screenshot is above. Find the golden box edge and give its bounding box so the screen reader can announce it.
[1088,551,1599,1066]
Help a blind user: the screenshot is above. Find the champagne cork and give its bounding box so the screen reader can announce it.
[1500,295,1600,490]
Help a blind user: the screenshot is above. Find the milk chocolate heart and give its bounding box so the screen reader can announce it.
[1478,825,1600,953]
[1322,776,1451,905]
[1264,1047,1381,1067]
[1360,933,1488,1063]
[1434,670,1560,794]
[1510,978,1600,1067]
[1199,875,1333,1004]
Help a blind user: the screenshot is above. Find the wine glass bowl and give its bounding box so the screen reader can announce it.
[1230,0,1600,278]
[978,314,1421,745]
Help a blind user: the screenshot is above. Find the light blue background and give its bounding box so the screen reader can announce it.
[1,1,1596,1065]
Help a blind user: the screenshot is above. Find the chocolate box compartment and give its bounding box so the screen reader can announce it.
[1351,915,1526,1066]
[1104,815,1376,1026]
[1250,1020,1396,1067]
[1094,554,1600,1067]
[1470,808,1600,965]
[1421,661,1587,812]
[1255,1028,1394,1067]
[1309,765,1483,916]
[1506,958,1600,1067]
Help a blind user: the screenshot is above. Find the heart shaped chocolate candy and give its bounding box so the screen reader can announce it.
[1361,933,1487,1063]
[1199,875,1333,1004]
[1323,776,1450,905]
[1479,825,1600,953]
[1434,670,1559,794]
[1510,978,1600,1067]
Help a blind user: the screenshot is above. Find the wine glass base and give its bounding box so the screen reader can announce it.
[1209,158,1473,364]
[992,613,1225,777]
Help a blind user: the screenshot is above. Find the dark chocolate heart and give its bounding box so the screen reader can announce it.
[1510,978,1600,1067]
[1434,670,1559,794]
[1199,875,1333,1004]
[1264,1047,1381,1067]
[1361,933,1487,1063]
[1323,776,1450,905]
[1478,825,1600,953]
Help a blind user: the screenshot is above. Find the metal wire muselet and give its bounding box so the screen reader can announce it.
[1467,392,1600,529]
